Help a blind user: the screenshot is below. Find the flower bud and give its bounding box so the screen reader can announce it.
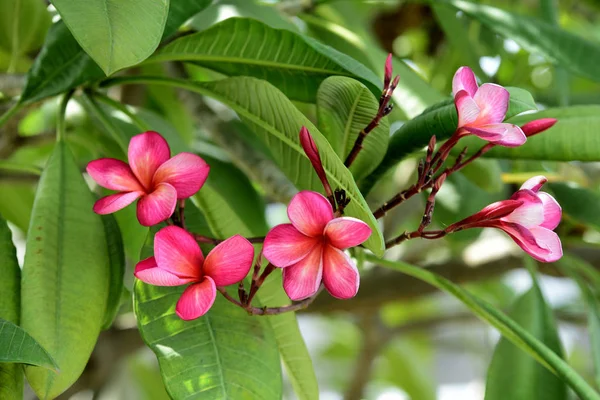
[299,126,333,199]
[520,118,557,137]
[384,53,393,88]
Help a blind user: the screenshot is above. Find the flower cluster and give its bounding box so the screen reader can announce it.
[86,63,563,321]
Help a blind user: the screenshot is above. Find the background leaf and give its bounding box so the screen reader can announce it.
[548,183,600,232]
[100,213,125,329]
[0,318,58,371]
[51,0,169,75]
[485,284,567,400]
[20,142,110,399]
[151,17,382,102]
[316,76,389,182]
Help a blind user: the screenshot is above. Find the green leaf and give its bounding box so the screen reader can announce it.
[463,106,600,161]
[0,183,34,233]
[367,255,600,400]
[316,76,389,181]
[21,142,110,399]
[361,87,536,193]
[447,0,600,83]
[150,17,382,102]
[52,0,169,75]
[485,285,567,400]
[100,214,125,329]
[0,216,23,399]
[547,183,600,231]
[162,0,213,39]
[134,228,283,400]
[0,319,58,371]
[0,0,51,72]
[103,75,385,255]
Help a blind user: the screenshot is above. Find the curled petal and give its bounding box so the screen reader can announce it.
[128,131,171,190]
[204,235,254,286]
[283,245,323,301]
[288,191,333,237]
[452,66,478,98]
[136,183,177,226]
[503,189,544,228]
[322,245,360,299]
[175,277,217,320]
[324,217,372,250]
[455,90,480,127]
[539,192,561,230]
[154,225,203,279]
[87,158,143,192]
[153,153,210,199]
[520,175,547,193]
[134,257,196,286]
[498,222,563,262]
[93,191,143,215]
[473,83,509,125]
[464,123,526,147]
[263,224,319,268]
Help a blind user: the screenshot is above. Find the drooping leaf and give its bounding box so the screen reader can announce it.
[0,216,23,399]
[316,76,389,181]
[100,214,125,329]
[103,75,385,255]
[361,87,537,193]
[51,0,169,75]
[368,255,600,400]
[448,0,600,83]
[0,319,58,371]
[548,183,600,232]
[0,183,35,233]
[21,142,110,399]
[485,285,567,400]
[150,17,382,102]
[162,0,213,39]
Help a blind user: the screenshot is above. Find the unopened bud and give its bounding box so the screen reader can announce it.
[299,126,334,199]
[391,75,400,90]
[520,118,557,137]
[384,53,393,88]
[434,172,448,190]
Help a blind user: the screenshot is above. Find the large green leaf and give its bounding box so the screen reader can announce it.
[367,255,600,400]
[103,75,385,255]
[485,285,567,400]
[150,17,382,102]
[447,0,600,83]
[461,106,600,161]
[134,226,283,400]
[548,183,600,232]
[0,319,58,371]
[0,216,23,399]
[100,214,125,329]
[316,76,389,182]
[52,0,168,75]
[21,142,110,399]
[361,87,537,193]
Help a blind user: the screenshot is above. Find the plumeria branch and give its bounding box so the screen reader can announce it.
[217,286,323,316]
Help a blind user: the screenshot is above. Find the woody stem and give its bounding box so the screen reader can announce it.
[217,286,323,316]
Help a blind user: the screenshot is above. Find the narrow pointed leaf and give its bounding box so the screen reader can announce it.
[368,255,600,400]
[316,76,389,181]
[21,142,110,399]
[151,17,382,102]
[100,214,125,329]
[485,286,567,400]
[0,216,23,398]
[0,319,58,371]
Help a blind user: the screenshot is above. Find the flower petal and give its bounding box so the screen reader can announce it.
[152,153,210,199]
[288,191,333,237]
[520,175,547,193]
[128,131,171,190]
[324,217,372,250]
[464,123,526,147]
[452,66,478,98]
[175,277,217,320]
[503,189,544,228]
[93,191,143,215]
[203,235,254,286]
[539,192,562,230]
[498,222,562,262]
[473,83,509,125]
[136,183,177,226]
[86,158,143,192]
[322,245,359,299]
[455,90,480,127]
[263,224,319,268]
[283,245,323,301]
[154,225,203,279]
[134,256,196,286]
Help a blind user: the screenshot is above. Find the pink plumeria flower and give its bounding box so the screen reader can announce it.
[447,176,562,262]
[262,191,372,300]
[134,226,254,320]
[87,131,209,226]
[453,66,526,147]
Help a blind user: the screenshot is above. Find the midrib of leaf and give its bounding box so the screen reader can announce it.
[342,90,362,156]
[101,0,114,74]
[8,0,21,73]
[204,314,227,399]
